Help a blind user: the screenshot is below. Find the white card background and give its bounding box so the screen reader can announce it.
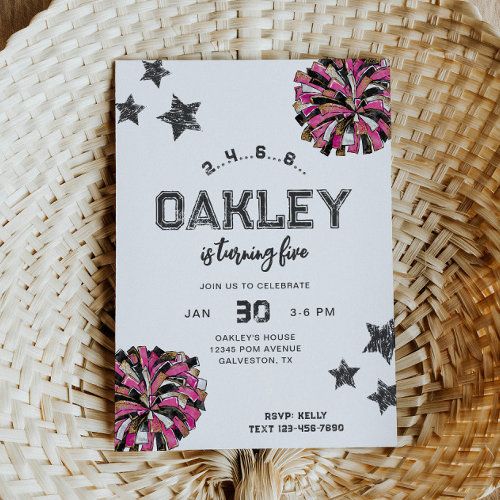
[116,60,396,450]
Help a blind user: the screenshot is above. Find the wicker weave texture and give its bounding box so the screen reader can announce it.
[0,0,498,498]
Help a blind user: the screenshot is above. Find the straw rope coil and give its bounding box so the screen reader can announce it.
[0,0,498,498]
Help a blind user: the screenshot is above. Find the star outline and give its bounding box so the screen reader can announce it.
[157,94,202,141]
[367,379,396,415]
[140,60,171,88]
[363,319,395,364]
[328,358,360,389]
[116,94,145,125]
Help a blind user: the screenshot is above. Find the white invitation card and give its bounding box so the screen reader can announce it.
[115,59,395,451]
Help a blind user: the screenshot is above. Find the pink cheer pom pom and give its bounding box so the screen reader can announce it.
[115,346,207,451]
[293,58,391,156]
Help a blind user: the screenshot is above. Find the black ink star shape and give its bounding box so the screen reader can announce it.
[363,319,395,364]
[157,95,201,141]
[116,94,145,125]
[368,379,396,415]
[328,359,359,389]
[140,60,170,88]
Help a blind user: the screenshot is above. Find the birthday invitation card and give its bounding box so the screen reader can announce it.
[115,59,395,451]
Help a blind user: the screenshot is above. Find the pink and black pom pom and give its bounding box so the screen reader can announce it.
[293,58,391,156]
[115,346,207,451]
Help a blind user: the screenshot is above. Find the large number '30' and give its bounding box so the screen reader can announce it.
[236,300,270,323]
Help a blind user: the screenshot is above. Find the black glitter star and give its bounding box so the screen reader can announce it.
[363,319,395,364]
[157,95,201,140]
[140,60,170,88]
[368,379,396,414]
[328,359,360,389]
[116,94,145,125]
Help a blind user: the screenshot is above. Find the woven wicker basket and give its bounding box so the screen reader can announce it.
[0,0,498,498]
